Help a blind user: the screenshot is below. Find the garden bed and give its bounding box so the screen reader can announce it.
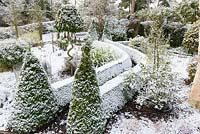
[0,40,133,131]
[105,51,200,134]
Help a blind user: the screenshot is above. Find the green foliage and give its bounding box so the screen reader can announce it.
[102,20,112,40]
[87,21,98,41]
[21,0,53,24]
[182,20,200,55]
[124,21,175,111]
[57,37,69,50]
[136,0,199,24]
[136,7,172,24]
[0,41,27,68]
[111,29,127,41]
[147,23,170,69]
[7,51,58,134]
[129,35,147,52]
[91,48,115,67]
[67,40,105,133]
[119,0,147,12]
[124,63,176,111]
[170,0,199,24]
[54,4,84,33]
[187,57,198,84]
[103,16,127,41]
[135,0,148,11]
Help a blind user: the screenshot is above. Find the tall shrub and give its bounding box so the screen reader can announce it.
[67,39,105,133]
[7,51,58,134]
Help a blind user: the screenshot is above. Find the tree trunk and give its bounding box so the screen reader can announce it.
[130,0,135,14]
[156,0,160,7]
[189,2,200,109]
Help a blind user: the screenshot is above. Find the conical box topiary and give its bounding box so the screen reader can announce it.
[102,20,112,40]
[7,51,58,134]
[88,20,98,41]
[67,39,105,134]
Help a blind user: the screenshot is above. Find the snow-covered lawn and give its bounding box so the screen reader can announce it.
[108,52,200,134]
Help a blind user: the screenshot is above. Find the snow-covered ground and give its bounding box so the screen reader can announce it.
[0,44,81,130]
[0,46,199,133]
[108,52,200,134]
[0,72,16,130]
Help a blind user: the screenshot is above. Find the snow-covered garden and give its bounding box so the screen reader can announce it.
[0,0,200,134]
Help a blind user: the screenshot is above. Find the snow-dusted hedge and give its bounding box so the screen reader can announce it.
[138,21,191,47]
[19,21,55,34]
[0,39,27,68]
[182,20,199,55]
[52,40,132,106]
[54,4,84,33]
[7,52,58,134]
[67,40,105,133]
[0,21,55,40]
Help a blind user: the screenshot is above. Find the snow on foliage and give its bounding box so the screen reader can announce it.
[182,20,200,55]
[67,39,105,133]
[107,16,127,41]
[87,21,98,41]
[102,20,112,40]
[129,35,148,53]
[124,62,177,111]
[0,39,27,68]
[54,4,84,33]
[103,16,127,41]
[7,51,58,134]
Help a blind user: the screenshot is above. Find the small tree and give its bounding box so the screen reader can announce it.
[67,39,105,133]
[55,4,84,75]
[87,20,98,41]
[55,4,84,60]
[102,20,112,40]
[54,4,84,37]
[182,20,200,55]
[7,51,58,134]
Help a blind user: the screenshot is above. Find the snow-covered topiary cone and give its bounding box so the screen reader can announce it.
[7,51,58,134]
[67,39,105,134]
[87,20,98,41]
[102,20,112,41]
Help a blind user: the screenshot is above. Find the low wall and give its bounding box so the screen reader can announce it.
[52,40,132,106]
[52,40,146,119]
[101,40,146,118]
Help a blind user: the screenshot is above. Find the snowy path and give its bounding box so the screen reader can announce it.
[109,53,200,134]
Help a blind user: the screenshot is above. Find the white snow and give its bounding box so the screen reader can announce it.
[0,39,199,134]
[31,43,82,82]
[0,72,16,130]
[109,52,200,134]
[52,40,132,106]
